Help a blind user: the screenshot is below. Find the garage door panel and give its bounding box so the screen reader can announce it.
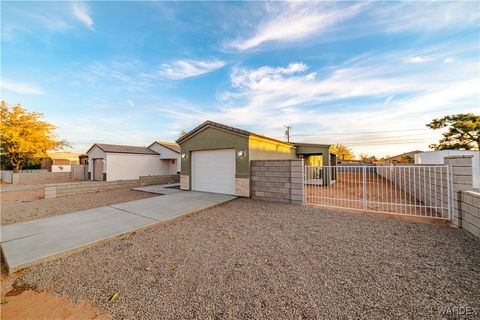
[192,149,235,195]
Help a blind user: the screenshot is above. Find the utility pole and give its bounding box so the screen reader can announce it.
[285,125,291,142]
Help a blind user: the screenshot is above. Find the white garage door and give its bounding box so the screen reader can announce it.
[192,149,236,194]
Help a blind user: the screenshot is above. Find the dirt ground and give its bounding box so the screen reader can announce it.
[306,171,448,219]
[1,259,111,319]
[7,199,480,319]
[1,189,157,225]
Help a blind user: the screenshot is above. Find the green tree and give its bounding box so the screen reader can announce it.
[179,130,188,138]
[0,102,67,172]
[332,144,354,161]
[427,113,480,150]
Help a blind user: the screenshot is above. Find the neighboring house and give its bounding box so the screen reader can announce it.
[41,152,82,172]
[148,141,181,174]
[383,150,423,164]
[415,150,480,189]
[86,142,180,181]
[176,120,336,196]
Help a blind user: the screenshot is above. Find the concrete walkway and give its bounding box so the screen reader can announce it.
[1,189,235,273]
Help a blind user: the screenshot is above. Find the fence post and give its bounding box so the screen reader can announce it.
[362,166,367,211]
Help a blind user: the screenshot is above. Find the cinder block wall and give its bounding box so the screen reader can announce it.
[4,170,73,184]
[45,174,179,199]
[251,160,303,205]
[460,190,480,238]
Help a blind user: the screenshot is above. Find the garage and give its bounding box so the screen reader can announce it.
[192,149,235,194]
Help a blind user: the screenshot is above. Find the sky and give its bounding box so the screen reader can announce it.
[1,1,479,158]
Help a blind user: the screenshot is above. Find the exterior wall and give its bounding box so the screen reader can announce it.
[444,156,474,227]
[87,146,107,176]
[415,150,479,188]
[248,135,296,161]
[149,143,181,172]
[51,165,72,172]
[251,160,304,205]
[235,178,250,197]
[45,174,179,199]
[179,126,250,188]
[1,169,72,184]
[460,190,480,238]
[105,153,164,181]
[180,174,189,190]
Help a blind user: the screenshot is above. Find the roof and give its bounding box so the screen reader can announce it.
[384,150,423,161]
[46,152,82,161]
[86,143,159,155]
[176,120,292,146]
[149,141,181,153]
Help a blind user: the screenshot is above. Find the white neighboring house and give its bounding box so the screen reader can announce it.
[148,141,181,174]
[86,142,180,181]
[415,150,480,189]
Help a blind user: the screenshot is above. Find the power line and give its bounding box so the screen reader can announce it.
[291,128,430,136]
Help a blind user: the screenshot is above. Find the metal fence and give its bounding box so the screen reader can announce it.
[304,165,453,220]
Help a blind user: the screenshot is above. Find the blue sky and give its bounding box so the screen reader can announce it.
[1,1,479,157]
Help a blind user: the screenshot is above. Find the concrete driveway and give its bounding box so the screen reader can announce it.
[1,189,235,273]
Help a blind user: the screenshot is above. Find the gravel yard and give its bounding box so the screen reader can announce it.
[1,189,156,225]
[11,199,480,319]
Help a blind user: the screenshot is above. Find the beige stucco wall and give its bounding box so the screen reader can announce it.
[248,135,296,161]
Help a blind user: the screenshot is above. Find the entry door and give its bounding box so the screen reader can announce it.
[93,159,104,181]
[192,149,235,194]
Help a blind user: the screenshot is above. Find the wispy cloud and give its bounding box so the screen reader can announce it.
[404,55,433,64]
[158,60,225,80]
[158,45,479,156]
[1,80,45,95]
[72,2,95,31]
[230,2,365,50]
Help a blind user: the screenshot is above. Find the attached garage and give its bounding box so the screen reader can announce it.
[176,121,298,197]
[192,149,235,194]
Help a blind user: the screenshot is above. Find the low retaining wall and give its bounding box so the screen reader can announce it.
[251,160,304,205]
[460,190,480,238]
[1,169,73,184]
[45,174,179,199]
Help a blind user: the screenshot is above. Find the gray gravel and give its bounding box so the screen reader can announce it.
[16,199,480,319]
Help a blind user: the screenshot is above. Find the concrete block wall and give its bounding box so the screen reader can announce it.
[444,156,474,227]
[251,160,304,205]
[2,170,73,184]
[460,190,480,238]
[45,174,179,199]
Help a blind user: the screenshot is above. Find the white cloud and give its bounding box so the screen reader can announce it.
[230,2,365,50]
[1,79,45,95]
[158,46,479,157]
[404,55,433,64]
[158,60,225,80]
[72,2,94,31]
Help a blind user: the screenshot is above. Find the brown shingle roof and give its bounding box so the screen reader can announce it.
[87,143,158,155]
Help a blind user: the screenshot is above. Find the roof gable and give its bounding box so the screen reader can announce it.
[149,141,180,153]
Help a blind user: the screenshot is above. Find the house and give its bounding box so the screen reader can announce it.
[415,150,479,189]
[383,150,422,164]
[176,120,336,196]
[86,142,180,181]
[41,152,82,172]
[148,141,181,174]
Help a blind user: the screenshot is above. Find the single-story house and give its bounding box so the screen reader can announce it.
[176,120,336,196]
[41,152,82,172]
[86,142,180,181]
[383,150,423,164]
